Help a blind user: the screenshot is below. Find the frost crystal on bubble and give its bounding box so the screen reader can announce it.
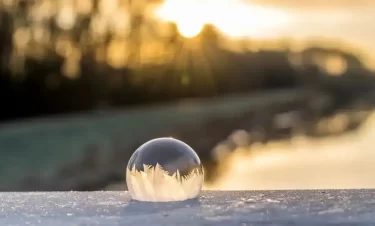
[126,164,204,202]
[126,138,204,202]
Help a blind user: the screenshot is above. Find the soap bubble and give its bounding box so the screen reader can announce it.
[126,138,204,202]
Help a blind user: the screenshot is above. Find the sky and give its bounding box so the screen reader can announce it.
[250,0,375,9]
[271,5,375,49]
[156,0,375,63]
[250,0,375,50]
[275,3,375,67]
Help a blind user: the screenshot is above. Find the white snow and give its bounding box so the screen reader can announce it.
[0,191,374,225]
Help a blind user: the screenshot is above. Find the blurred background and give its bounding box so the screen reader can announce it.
[0,0,375,191]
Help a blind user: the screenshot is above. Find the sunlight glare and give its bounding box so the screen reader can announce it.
[154,0,290,39]
[177,19,205,38]
[155,0,206,38]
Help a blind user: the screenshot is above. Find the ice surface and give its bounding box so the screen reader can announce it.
[0,190,375,225]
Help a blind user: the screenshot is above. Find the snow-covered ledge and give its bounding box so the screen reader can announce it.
[0,190,373,225]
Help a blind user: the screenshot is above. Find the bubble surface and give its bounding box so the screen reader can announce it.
[126,138,204,202]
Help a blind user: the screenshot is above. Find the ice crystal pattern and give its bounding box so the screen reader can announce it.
[126,138,204,202]
[127,164,203,202]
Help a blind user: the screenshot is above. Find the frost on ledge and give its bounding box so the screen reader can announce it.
[126,163,204,202]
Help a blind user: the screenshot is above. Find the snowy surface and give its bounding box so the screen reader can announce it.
[0,190,374,225]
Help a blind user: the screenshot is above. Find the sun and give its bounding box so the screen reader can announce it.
[154,0,290,39]
[154,0,207,38]
[176,19,205,38]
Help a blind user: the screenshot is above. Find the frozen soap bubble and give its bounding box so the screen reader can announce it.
[126,138,204,202]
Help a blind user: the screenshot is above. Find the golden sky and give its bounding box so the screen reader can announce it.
[155,0,375,68]
[250,0,375,9]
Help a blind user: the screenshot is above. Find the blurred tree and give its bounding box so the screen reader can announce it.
[0,0,374,121]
